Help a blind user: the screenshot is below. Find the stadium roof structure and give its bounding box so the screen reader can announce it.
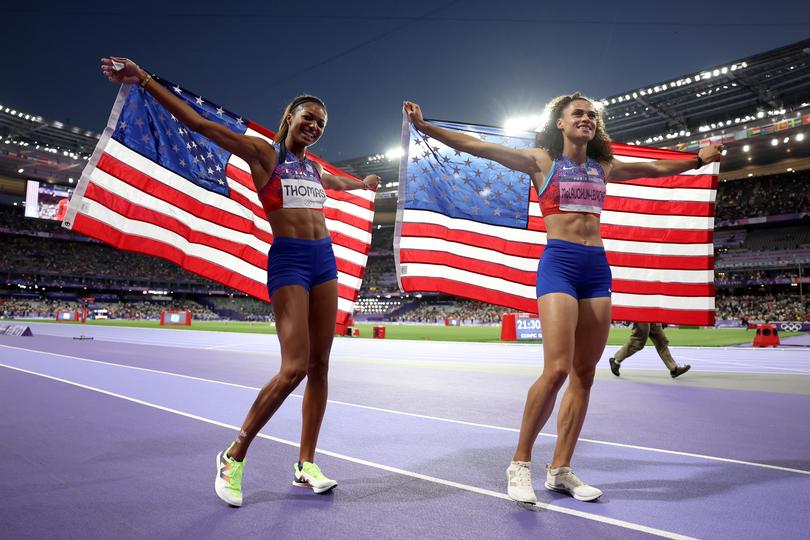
[0,103,99,200]
[599,38,810,148]
[1,39,809,212]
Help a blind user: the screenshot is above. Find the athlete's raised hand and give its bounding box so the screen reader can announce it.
[100,56,145,85]
[698,142,724,164]
[403,101,426,129]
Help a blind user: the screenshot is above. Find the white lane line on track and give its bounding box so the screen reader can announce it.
[675,355,810,374]
[2,343,808,476]
[615,367,810,376]
[202,342,268,350]
[0,361,696,540]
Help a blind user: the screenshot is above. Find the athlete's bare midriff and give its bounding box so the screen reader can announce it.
[267,208,330,240]
[543,213,602,246]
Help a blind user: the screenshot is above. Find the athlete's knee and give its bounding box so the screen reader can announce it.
[541,367,569,390]
[307,357,330,382]
[278,365,307,389]
[570,368,596,390]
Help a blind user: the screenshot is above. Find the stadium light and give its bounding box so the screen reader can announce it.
[504,113,547,134]
[771,138,778,146]
[17,168,24,173]
[743,145,750,152]
[783,137,789,144]
[385,147,404,160]
[796,133,804,142]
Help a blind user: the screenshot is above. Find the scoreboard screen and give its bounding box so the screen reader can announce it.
[24,180,74,221]
[515,317,543,340]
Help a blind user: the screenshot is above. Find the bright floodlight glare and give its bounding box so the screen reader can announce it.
[385,147,404,160]
[504,114,542,135]
[743,145,750,152]
[796,133,805,142]
[771,138,778,146]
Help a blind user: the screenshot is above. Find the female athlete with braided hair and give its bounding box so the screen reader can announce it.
[102,57,379,507]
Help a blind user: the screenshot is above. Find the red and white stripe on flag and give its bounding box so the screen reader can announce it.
[395,140,718,326]
[63,84,374,327]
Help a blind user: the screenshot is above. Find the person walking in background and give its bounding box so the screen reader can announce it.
[610,323,691,378]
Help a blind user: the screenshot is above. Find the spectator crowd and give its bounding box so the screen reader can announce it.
[2,169,810,327]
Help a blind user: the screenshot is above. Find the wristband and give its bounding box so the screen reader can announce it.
[696,155,704,169]
[140,73,152,89]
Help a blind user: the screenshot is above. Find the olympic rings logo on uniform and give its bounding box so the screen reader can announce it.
[780,322,802,332]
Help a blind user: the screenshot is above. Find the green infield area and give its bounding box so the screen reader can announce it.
[15,318,804,346]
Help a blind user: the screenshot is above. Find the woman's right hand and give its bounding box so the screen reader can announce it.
[100,56,146,85]
[403,101,426,129]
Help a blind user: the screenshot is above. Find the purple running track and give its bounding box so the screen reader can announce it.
[1,326,809,539]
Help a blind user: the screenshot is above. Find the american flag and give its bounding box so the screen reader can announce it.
[63,79,374,327]
[395,117,718,326]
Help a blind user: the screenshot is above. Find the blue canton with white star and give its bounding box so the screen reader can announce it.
[404,120,534,229]
[112,80,248,196]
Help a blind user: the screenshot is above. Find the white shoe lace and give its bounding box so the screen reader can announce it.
[511,464,532,487]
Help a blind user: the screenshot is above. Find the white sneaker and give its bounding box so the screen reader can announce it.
[506,461,537,503]
[544,465,602,502]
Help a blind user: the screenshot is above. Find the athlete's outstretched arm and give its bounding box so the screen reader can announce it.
[100,56,275,183]
[607,143,723,182]
[403,101,545,175]
[319,168,380,192]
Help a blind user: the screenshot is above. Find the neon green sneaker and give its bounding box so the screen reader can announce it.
[293,461,337,493]
[215,447,244,507]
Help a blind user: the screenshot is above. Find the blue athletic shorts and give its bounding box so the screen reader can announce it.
[266,236,338,297]
[535,239,612,299]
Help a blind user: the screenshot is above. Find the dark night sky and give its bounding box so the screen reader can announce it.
[3,1,809,161]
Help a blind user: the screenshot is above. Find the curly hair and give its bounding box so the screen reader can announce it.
[534,92,613,163]
[274,94,327,144]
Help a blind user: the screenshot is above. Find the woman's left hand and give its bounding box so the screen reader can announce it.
[363,175,380,191]
[101,56,145,85]
[698,143,724,164]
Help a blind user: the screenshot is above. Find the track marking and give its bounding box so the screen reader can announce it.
[0,361,697,540]
[675,355,810,374]
[2,343,808,476]
[202,342,268,350]
[609,367,810,376]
